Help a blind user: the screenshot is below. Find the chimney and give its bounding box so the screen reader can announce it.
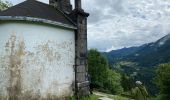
[75,0,82,9]
[49,0,72,14]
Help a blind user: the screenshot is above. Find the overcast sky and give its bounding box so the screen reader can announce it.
[3,0,170,51]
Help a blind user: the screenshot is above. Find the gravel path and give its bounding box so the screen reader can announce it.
[93,91,114,100]
[98,97,113,100]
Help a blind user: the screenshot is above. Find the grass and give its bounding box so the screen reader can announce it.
[65,95,99,100]
[93,91,129,100]
[80,95,100,100]
[66,91,129,100]
[112,95,129,100]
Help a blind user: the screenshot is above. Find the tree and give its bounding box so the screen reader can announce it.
[104,68,123,94]
[88,49,108,88]
[121,74,134,92]
[155,62,170,100]
[0,0,12,11]
[88,49,123,94]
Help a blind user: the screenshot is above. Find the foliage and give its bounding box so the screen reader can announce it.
[88,49,108,88]
[88,49,123,94]
[121,74,134,92]
[0,0,12,11]
[104,69,123,94]
[154,62,170,100]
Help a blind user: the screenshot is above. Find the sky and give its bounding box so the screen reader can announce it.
[3,0,170,52]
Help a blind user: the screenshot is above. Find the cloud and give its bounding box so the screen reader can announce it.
[3,0,170,51]
[86,0,170,51]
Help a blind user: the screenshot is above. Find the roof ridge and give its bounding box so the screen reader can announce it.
[0,0,76,29]
[56,8,77,26]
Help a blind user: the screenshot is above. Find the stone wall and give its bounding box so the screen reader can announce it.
[70,6,90,97]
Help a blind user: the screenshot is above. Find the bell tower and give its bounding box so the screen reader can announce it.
[49,0,72,13]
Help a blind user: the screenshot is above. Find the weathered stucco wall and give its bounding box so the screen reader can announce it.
[0,22,75,99]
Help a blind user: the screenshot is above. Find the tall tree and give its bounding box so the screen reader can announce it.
[88,49,123,94]
[0,0,12,11]
[88,49,108,88]
[155,62,170,100]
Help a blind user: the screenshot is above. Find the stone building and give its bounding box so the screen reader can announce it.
[0,0,89,99]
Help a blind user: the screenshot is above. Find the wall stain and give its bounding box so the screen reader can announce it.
[0,34,75,100]
[5,34,25,100]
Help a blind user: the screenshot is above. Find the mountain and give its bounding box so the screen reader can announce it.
[102,47,140,63]
[102,34,170,95]
[104,34,170,67]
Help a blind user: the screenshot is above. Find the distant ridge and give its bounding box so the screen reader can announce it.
[103,33,170,67]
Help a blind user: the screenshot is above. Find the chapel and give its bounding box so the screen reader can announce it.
[0,0,89,99]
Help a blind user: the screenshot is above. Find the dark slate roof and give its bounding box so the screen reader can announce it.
[0,0,76,28]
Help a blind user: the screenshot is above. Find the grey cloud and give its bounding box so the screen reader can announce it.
[83,0,126,23]
[108,0,125,14]
[95,0,124,12]
[87,8,104,23]
[150,25,163,36]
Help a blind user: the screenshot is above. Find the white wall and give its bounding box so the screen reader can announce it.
[0,22,75,99]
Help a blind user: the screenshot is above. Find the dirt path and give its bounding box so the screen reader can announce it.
[98,97,113,100]
[93,91,114,100]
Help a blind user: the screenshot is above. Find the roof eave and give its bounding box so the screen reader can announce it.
[0,16,77,30]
